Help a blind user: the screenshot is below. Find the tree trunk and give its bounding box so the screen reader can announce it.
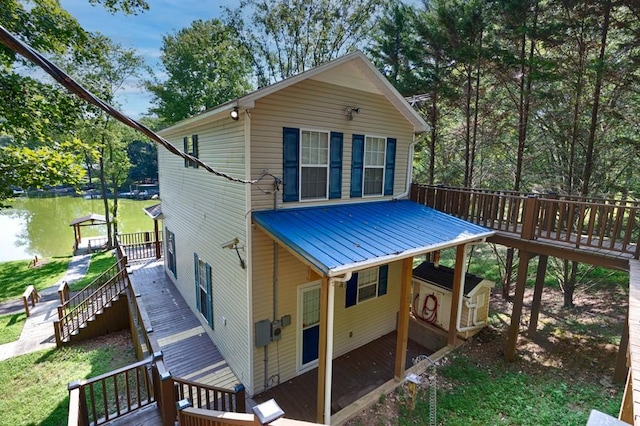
[563,260,579,308]
[98,148,112,249]
[581,0,611,196]
[428,60,439,185]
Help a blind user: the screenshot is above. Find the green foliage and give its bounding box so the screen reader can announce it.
[398,355,621,425]
[147,19,252,125]
[225,0,385,86]
[0,338,137,425]
[0,312,27,344]
[68,251,117,292]
[0,257,70,303]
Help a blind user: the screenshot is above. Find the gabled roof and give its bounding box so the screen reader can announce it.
[252,200,494,277]
[160,51,428,134]
[69,213,107,226]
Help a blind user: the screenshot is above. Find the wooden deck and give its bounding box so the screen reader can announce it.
[252,331,432,423]
[127,258,241,391]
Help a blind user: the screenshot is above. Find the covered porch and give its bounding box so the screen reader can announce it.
[253,199,494,424]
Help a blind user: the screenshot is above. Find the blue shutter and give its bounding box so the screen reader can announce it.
[350,134,364,198]
[329,132,343,199]
[192,134,199,168]
[345,272,359,307]
[206,263,213,329]
[378,265,388,296]
[384,138,396,196]
[183,137,189,168]
[283,127,300,202]
[194,253,200,312]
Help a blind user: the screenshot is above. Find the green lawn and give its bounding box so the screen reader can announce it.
[68,251,118,292]
[0,312,27,344]
[397,354,621,426]
[0,334,137,426]
[0,257,70,302]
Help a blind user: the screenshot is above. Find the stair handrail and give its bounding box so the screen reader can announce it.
[60,257,126,314]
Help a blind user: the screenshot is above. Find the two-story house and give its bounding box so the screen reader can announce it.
[157,51,492,423]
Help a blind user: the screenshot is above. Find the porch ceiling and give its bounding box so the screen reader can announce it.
[252,200,494,277]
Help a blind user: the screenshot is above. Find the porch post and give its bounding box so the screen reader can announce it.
[395,257,413,379]
[154,219,161,259]
[316,276,329,424]
[448,244,467,346]
[505,250,532,361]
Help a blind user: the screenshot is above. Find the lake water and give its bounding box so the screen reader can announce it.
[0,196,159,262]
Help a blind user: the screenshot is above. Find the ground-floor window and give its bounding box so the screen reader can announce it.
[194,253,213,329]
[345,265,388,307]
[165,228,176,277]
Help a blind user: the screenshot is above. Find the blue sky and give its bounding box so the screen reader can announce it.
[59,0,230,118]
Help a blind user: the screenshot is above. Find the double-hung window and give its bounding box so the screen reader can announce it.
[350,135,396,198]
[300,130,329,201]
[345,265,389,307]
[283,127,343,202]
[183,134,199,168]
[165,228,176,277]
[363,136,386,196]
[194,253,214,329]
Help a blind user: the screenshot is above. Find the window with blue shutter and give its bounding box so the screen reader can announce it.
[345,265,389,307]
[283,127,300,202]
[194,253,201,312]
[378,264,388,296]
[329,132,343,199]
[205,263,214,329]
[384,138,396,196]
[345,273,359,308]
[166,228,176,278]
[183,134,199,168]
[183,137,189,168]
[350,134,364,198]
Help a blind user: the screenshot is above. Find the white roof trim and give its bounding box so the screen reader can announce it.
[159,51,428,135]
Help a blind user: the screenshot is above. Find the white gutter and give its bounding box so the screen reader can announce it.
[325,272,352,424]
[393,134,418,201]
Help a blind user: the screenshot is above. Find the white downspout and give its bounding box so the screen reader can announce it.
[393,134,417,200]
[325,272,352,424]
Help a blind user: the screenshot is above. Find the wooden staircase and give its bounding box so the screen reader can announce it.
[54,257,130,346]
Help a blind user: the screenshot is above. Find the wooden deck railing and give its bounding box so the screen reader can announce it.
[68,357,156,425]
[174,377,246,414]
[53,258,129,346]
[411,184,640,259]
[117,231,163,261]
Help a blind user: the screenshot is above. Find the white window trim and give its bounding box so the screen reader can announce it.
[299,128,330,202]
[356,268,379,305]
[197,259,207,318]
[362,135,387,198]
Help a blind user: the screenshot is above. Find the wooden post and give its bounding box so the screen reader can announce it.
[505,250,531,361]
[614,309,629,384]
[528,255,548,336]
[154,219,161,259]
[448,245,467,347]
[619,369,634,423]
[316,276,329,424]
[395,258,413,379]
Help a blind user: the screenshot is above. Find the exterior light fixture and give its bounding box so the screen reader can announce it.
[345,106,360,120]
[230,107,239,120]
[252,398,285,424]
[221,237,246,269]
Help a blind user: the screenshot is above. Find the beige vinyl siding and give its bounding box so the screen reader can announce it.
[248,78,415,211]
[158,115,252,388]
[250,227,403,395]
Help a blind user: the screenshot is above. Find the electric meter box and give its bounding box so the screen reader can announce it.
[411,262,494,339]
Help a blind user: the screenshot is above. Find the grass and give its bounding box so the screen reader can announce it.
[0,335,136,426]
[68,251,118,292]
[0,257,70,302]
[398,354,621,426]
[0,312,27,344]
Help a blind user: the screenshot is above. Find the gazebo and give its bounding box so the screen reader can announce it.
[69,213,107,254]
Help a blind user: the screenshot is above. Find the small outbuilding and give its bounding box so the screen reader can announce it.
[69,213,107,254]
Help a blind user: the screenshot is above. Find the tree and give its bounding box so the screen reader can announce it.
[225,0,385,86]
[146,19,253,125]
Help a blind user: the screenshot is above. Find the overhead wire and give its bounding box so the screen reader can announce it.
[0,24,262,186]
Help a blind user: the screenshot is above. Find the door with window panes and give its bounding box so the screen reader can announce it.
[298,282,321,372]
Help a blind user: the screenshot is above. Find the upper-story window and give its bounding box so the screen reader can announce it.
[283,127,343,202]
[183,134,199,168]
[350,134,396,198]
[300,130,330,200]
[364,136,386,196]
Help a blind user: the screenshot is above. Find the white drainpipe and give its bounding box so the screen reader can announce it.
[325,272,352,424]
[393,134,417,200]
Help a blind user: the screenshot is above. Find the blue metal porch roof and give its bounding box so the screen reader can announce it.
[252,200,494,276]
